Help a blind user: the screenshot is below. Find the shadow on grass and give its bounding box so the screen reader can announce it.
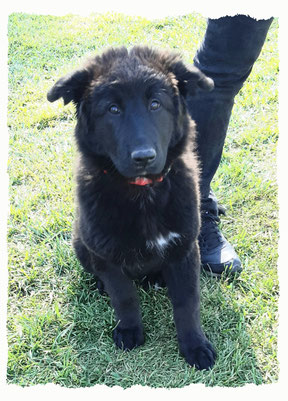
[60,264,266,388]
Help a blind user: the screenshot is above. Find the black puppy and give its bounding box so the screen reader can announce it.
[47,46,216,370]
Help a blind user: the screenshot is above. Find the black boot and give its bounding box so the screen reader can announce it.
[199,195,242,277]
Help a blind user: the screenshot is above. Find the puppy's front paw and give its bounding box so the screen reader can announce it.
[181,337,216,370]
[113,325,144,351]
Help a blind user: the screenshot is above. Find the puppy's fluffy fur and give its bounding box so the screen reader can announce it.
[47,46,216,370]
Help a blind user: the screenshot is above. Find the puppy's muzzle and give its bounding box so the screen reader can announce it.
[131,148,156,168]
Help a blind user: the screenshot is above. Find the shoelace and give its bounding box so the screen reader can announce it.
[199,210,224,252]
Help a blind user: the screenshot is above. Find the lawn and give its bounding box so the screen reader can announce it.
[7,12,279,388]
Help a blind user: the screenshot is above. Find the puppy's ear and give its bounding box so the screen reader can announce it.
[169,59,214,97]
[131,47,214,96]
[47,68,92,105]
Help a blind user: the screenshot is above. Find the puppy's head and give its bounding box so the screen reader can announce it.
[47,46,214,182]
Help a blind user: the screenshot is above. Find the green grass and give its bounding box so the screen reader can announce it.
[7,12,279,387]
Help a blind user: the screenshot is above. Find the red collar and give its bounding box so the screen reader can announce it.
[103,170,167,186]
[128,176,163,186]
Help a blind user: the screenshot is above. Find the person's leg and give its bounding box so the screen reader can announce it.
[187,15,273,276]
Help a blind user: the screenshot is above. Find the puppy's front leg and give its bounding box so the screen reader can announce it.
[97,263,144,351]
[163,243,216,370]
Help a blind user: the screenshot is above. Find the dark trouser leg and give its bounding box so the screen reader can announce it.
[187,15,273,274]
[188,15,273,199]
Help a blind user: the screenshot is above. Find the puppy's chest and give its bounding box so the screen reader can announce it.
[121,218,182,274]
[121,230,181,279]
[145,230,181,254]
[92,187,185,263]
[124,200,181,256]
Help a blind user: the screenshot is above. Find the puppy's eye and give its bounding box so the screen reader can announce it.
[108,104,120,114]
[150,100,161,111]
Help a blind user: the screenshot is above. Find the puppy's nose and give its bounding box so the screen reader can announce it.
[131,148,156,166]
